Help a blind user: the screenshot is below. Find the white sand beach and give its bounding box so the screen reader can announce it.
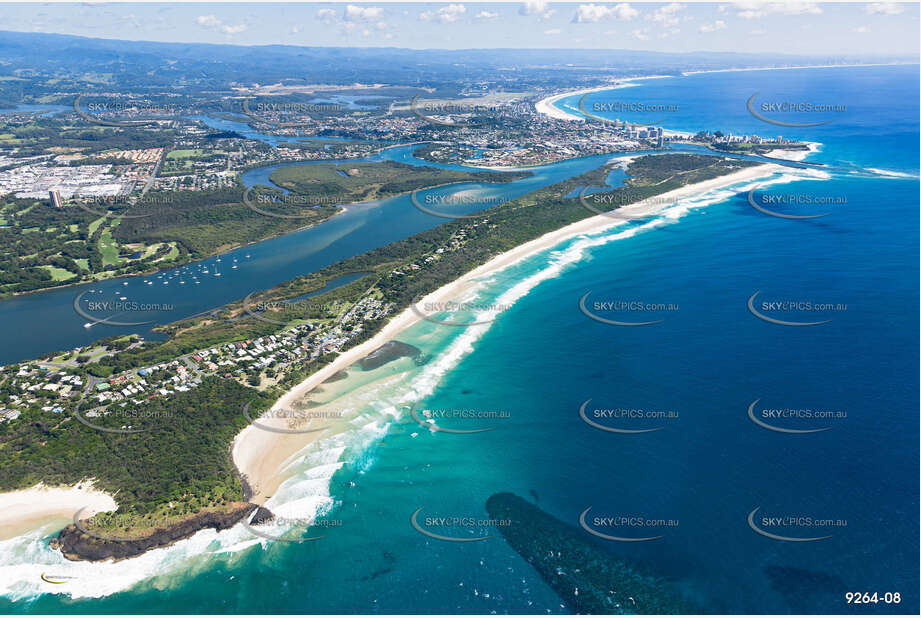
[0,481,117,541]
[765,141,822,162]
[534,75,676,121]
[233,160,786,502]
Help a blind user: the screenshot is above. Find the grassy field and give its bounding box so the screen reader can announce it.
[38,264,78,281]
[166,149,204,159]
[87,214,107,236]
[98,218,123,267]
[152,242,179,262]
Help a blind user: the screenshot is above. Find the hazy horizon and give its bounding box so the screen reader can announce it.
[1,2,918,55]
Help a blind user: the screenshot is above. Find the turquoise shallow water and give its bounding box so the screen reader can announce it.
[1,65,918,614]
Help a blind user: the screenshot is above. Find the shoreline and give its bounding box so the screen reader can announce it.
[534,74,677,121]
[763,141,822,162]
[681,61,915,76]
[535,62,912,123]
[0,481,117,541]
[233,159,788,503]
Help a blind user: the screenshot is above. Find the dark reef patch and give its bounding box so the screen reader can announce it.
[486,492,692,614]
[357,340,422,371]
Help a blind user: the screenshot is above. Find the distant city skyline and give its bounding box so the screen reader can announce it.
[1,1,919,56]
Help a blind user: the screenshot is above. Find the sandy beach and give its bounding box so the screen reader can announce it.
[534,75,675,121]
[765,141,822,162]
[233,160,786,502]
[0,481,117,541]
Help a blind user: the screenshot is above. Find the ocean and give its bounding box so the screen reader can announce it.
[1,64,917,614]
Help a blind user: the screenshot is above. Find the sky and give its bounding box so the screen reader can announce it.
[1,1,919,56]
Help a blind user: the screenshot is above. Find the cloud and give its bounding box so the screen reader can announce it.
[475,10,499,20]
[544,28,561,34]
[865,3,904,15]
[316,8,337,23]
[195,14,248,35]
[573,3,639,23]
[632,28,650,40]
[344,5,384,21]
[732,2,822,19]
[699,19,727,32]
[853,25,870,32]
[420,4,466,23]
[196,14,221,27]
[519,1,555,19]
[649,3,683,27]
[750,27,767,35]
[221,24,248,35]
[519,1,549,16]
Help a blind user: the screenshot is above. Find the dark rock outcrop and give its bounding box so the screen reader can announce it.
[52,502,258,562]
[248,506,276,526]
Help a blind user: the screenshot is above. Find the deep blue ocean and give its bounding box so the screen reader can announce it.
[1,65,917,614]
